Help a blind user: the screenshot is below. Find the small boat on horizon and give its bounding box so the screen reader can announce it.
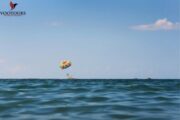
[66,73,75,79]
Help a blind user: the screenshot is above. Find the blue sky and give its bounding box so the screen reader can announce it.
[0,0,179,79]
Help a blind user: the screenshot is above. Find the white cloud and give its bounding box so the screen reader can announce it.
[46,21,64,27]
[8,65,24,75]
[0,58,25,75]
[0,58,5,64]
[132,18,180,31]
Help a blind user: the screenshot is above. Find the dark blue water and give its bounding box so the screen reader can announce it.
[0,79,179,120]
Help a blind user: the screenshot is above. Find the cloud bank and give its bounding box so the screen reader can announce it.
[8,65,24,75]
[0,58,24,75]
[0,58,5,64]
[132,18,180,31]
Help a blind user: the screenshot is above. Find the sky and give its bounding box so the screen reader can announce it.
[0,0,179,79]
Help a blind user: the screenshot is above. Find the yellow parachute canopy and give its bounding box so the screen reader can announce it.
[60,60,72,70]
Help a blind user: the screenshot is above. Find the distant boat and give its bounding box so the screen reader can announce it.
[66,73,74,79]
[147,78,152,80]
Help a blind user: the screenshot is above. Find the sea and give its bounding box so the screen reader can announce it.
[0,79,179,120]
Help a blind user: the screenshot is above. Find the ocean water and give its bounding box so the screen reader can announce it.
[0,79,179,120]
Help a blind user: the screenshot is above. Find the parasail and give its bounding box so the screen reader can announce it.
[59,60,72,70]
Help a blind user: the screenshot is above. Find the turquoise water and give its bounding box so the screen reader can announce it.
[0,79,179,120]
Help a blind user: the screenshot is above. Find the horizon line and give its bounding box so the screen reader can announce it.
[0,78,179,80]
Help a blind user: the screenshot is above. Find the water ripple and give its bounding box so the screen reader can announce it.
[0,79,179,120]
